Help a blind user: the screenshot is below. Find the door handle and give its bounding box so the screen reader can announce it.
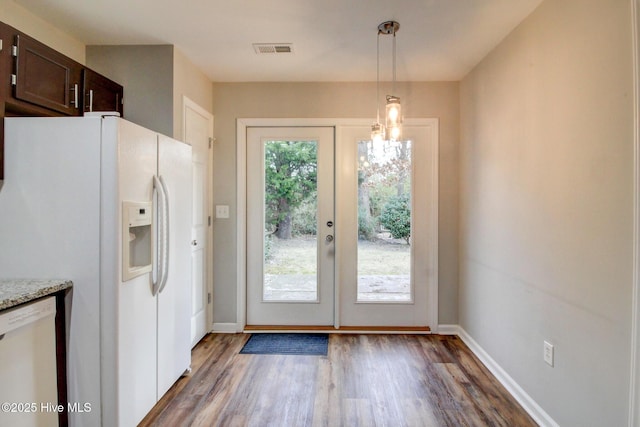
[191,239,198,246]
[326,235,334,242]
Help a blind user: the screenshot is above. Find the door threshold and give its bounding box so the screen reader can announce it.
[243,325,431,334]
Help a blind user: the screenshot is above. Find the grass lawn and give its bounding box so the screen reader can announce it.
[265,236,410,275]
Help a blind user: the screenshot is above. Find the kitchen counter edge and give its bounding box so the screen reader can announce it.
[0,279,72,311]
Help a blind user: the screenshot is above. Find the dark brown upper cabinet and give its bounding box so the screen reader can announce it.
[13,34,83,116]
[83,68,124,115]
[0,21,125,183]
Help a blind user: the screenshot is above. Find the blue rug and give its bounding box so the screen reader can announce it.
[240,333,329,356]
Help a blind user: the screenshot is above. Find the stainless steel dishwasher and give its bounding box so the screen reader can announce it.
[0,296,58,427]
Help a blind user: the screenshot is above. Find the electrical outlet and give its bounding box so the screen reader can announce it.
[544,341,554,367]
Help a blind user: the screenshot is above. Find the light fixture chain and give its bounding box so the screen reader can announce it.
[377,32,381,124]
[392,28,397,95]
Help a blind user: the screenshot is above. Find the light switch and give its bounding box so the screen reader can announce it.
[216,205,230,219]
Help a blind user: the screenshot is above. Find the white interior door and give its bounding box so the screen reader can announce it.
[183,97,213,346]
[246,127,335,326]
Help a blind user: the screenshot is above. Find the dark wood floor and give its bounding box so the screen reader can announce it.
[140,334,537,427]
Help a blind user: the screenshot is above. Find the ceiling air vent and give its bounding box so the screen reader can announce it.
[253,43,294,54]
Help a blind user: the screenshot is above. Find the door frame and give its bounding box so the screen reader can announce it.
[236,118,438,332]
[629,0,640,425]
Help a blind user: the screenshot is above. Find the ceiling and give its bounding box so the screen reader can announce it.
[13,0,543,82]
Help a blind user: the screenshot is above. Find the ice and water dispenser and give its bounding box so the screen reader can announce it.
[122,201,152,281]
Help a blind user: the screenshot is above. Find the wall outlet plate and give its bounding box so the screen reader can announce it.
[544,341,554,367]
[216,205,230,219]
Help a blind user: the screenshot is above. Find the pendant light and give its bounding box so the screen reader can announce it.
[371,20,402,143]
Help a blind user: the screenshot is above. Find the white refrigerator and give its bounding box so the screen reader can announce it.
[0,115,192,426]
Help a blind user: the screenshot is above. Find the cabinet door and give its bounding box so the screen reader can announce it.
[13,34,82,115]
[83,68,124,116]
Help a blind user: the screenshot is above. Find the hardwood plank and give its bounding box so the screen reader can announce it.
[311,358,340,427]
[400,398,440,427]
[342,399,375,426]
[140,334,538,427]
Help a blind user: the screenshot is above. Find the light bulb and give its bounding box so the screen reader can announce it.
[388,105,399,123]
[390,125,400,141]
[385,96,402,129]
[371,122,385,143]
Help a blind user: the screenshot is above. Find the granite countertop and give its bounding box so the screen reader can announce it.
[0,279,72,311]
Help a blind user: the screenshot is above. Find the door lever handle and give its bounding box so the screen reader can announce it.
[191,239,198,246]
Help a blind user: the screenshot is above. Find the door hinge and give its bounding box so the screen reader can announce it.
[209,137,216,148]
[11,74,16,86]
[207,292,212,304]
[11,45,17,57]
[208,215,212,226]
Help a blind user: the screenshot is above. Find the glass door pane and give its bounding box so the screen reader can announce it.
[263,140,318,302]
[357,139,412,302]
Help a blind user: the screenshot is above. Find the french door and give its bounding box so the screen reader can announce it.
[335,124,437,328]
[241,120,438,330]
[246,127,335,325]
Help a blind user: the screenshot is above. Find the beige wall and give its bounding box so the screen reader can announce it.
[87,45,174,136]
[459,0,633,425]
[0,0,84,63]
[211,81,460,325]
[173,48,214,140]
[87,45,213,140]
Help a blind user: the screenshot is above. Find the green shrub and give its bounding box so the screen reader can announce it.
[379,194,411,244]
[358,205,376,240]
[291,196,317,236]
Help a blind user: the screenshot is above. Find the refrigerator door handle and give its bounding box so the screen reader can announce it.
[158,175,171,294]
[152,175,166,296]
[151,176,159,294]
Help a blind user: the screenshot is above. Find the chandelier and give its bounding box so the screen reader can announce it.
[372,20,402,143]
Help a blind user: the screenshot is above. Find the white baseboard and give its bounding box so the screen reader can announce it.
[443,325,559,427]
[212,322,240,333]
[437,324,461,335]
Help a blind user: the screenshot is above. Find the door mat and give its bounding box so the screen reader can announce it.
[239,333,328,356]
